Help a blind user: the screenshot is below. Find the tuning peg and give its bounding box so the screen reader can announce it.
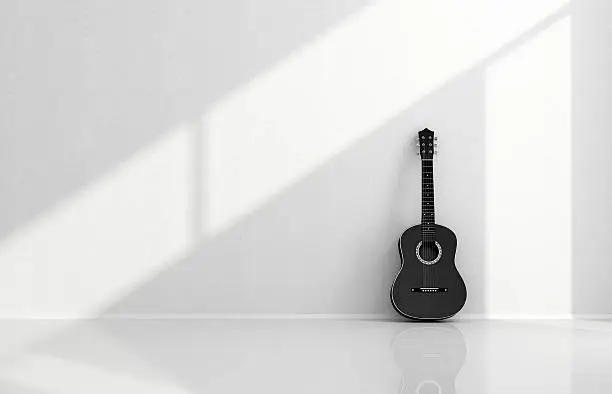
[434,137,438,141]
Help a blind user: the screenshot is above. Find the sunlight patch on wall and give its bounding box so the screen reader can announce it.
[0,355,191,394]
[485,17,571,315]
[203,0,570,234]
[0,126,194,318]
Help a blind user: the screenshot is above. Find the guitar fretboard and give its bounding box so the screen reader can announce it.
[421,159,436,238]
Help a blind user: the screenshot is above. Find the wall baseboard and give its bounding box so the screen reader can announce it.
[99,313,396,320]
[2,313,611,320]
[456,313,612,320]
[97,313,612,321]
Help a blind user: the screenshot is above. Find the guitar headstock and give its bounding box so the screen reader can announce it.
[415,128,438,159]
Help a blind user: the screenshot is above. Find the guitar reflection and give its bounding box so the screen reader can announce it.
[392,324,466,394]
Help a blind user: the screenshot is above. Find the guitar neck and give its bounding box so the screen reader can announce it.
[421,159,435,231]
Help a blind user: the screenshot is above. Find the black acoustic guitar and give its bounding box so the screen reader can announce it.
[391,128,467,320]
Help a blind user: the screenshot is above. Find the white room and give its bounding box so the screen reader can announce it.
[0,0,611,392]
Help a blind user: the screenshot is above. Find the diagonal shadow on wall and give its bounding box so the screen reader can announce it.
[102,5,570,319]
[103,66,486,317]
[0,0,371,242]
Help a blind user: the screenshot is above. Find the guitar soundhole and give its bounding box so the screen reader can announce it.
[416,241,442,265]
[419,242,439,259]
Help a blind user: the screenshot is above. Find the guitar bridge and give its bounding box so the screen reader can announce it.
[411,287,448,293]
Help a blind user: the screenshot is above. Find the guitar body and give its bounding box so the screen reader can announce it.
[392,224,467,320]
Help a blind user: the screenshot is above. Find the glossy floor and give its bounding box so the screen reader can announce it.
[0,319,611,393]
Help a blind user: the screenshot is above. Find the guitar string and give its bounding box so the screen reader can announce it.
[431,155,435,289]
[426,158,430,287]
[423,144,436,289]
[424,155,428,288]
[430,158,433,288]
[428,157,431,287]
[421,140,437,289]
[418,137,426,289]
[421,150,427,287]
[421,150,425,289]
[426,156,429,288]
[426,156,432,288]
[424,155,430,288]
[425,157,428,288]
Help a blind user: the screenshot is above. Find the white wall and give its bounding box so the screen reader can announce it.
[0,0,610,318]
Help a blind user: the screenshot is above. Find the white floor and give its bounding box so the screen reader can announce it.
[0,319,610,393]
